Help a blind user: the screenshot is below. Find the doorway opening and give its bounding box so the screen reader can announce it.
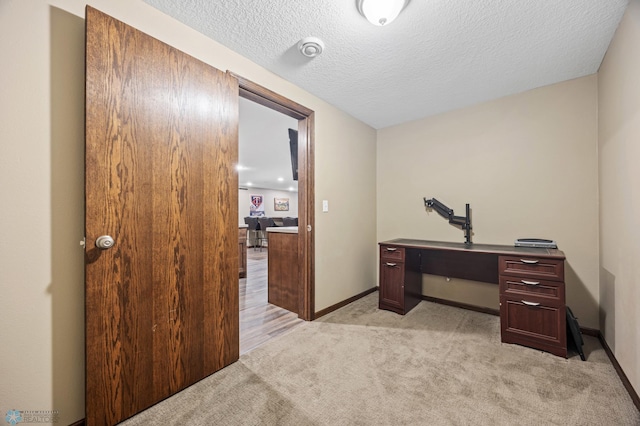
[231,74,315,354]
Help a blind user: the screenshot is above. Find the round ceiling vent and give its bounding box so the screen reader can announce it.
[298,37,325,58]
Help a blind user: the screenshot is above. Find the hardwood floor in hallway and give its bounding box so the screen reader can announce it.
[240,247,305,355]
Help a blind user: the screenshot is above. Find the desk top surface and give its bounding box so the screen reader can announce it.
[266,226,298,234]
[380,238,565,259]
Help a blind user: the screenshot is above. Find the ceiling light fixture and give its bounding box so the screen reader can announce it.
[298,37,325,58]
[356,0,409,26]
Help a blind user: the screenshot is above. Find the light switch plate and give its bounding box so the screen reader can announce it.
[322,200,329,212]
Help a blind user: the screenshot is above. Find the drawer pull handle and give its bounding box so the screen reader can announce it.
[520,259,539,264]
[386,247,397,251]
[521,280,540,286]
[521,300,540,307]
[385,262,397,267]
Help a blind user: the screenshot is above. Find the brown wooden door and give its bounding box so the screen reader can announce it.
[85,7,239,425]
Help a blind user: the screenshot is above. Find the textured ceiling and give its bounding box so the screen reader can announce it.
[144,0,628,129]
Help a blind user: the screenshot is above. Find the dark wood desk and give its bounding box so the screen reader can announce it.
[379,239,567,357]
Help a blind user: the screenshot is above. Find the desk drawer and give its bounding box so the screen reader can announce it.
[499,256,563,282]
[499,276,564,304]
[500,295,566,357]
[380,245,405,262]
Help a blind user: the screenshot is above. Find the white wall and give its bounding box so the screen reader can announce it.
[238,188,299,222]
[377,76,600,328]
[0,1,377,424]
[598,0,640,397]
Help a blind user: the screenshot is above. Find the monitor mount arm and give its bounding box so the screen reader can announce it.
[423,198,472,245]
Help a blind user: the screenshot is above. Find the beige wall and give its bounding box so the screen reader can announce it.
[598,0,640,397]
[0,0,377,424]
[377,76,600,328]
[314,108,378,308]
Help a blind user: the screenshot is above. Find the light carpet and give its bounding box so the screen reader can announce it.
[122,293,640,425]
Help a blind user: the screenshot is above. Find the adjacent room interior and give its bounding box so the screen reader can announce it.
[237,97,305,354]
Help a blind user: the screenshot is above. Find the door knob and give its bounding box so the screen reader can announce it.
[95,235,115,250]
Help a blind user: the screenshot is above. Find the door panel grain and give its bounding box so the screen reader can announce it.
[85,7,239,425]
